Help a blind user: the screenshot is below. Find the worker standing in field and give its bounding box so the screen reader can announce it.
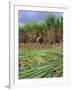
[36,35,43,44]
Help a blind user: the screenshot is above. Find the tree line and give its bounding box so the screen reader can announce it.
[19,14,63,44]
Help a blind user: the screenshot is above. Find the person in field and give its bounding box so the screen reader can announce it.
[36,35,43,44]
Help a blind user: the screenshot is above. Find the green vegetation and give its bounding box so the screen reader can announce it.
[19,14,63,32]
[19,14,63,79]
[19,48,63,79]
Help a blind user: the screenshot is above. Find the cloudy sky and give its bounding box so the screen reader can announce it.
[18,10,63,24]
